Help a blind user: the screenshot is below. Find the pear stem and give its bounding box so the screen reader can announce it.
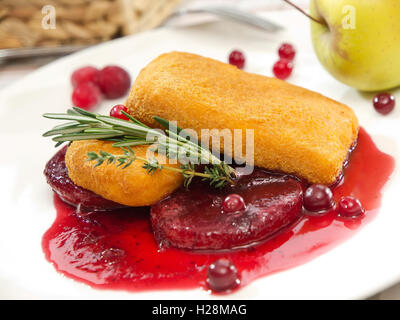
[282,0,325,25]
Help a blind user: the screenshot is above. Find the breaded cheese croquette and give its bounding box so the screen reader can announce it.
[65,141,183,207]
[126,51,359,184]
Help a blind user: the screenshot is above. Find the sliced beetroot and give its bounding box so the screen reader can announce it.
[151,168,304,250]
[44,146,123,210]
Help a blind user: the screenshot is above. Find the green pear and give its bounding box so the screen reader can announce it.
[310,0,400,91]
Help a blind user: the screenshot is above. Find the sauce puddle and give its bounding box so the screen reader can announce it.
[42,128,395,292]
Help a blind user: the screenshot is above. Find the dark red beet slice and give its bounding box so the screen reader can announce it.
[44,146,123,210]
[151,168,304,250]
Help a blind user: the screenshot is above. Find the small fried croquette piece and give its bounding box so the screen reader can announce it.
[65,140,183,207]
[126,51,359,184]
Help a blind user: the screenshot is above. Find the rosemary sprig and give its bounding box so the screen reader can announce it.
[43,107,235,188]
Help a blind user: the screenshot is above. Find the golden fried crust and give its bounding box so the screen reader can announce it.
[126,51,359,184]
[65,141,183,207]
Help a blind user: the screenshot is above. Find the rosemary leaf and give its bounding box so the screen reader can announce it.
[43,125,90,137]
[121,110,150,128]
[52,133,122,142]
[43,113,101,124]
[112,140,153,147]
[72,106,99,117]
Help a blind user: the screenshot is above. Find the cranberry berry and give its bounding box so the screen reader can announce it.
[71,66,99,87]
[110,104,130,120]
[207,259,240,292]
[373,92,395,115]
[273,59,293,80]
[222,194,246,213]
[96,66,131,99]
[228,50,245,69]
[278,43,296,61]
[71,82,102,110]
[303,184,335,213]
[337,196,364,218]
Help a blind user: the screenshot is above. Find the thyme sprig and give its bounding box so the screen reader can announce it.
[43,107,235,188]
[87,146,232,188]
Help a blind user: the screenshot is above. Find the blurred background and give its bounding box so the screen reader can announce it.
[0,0,307,88]
[0,0,307,50]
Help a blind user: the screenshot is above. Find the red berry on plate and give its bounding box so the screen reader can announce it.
[96,66,131,99]
[303,184,335,213]
[222,194,246,213]
[207,259,240,292]
[71,66,99,87]
[273,59,293,80]
[71,82,102,110]
[228,50,245,69]
[278,43,296,61]
[373,92,395,115]
[110,104,129,120]
[337,196,364,218]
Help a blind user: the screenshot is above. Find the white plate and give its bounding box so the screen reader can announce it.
[0,10,399,299]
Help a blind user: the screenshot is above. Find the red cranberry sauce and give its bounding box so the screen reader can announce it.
[42,128,394,292]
